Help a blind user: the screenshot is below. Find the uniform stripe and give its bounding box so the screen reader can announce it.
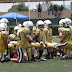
[25,49,28,61]
[18,47,22,63]
[1,53,5,61]
[54,42,67,48]
[37,49,39,57]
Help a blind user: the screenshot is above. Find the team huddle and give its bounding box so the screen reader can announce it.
[0,18,72,63]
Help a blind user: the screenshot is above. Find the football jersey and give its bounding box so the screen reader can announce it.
[44,28,52,43]
[68,26,72,40]
[17,27,24,36]
[36,28,45,43]
[0,32,5,50]
[58,27,70,42]
[30,26,36,42]
[17,27,31,49]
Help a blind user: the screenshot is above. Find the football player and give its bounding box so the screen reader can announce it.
[0,18,9,34]
[44,20,55,59]
[55,18,72,59]
[0,25,8,63]
[36,20,47,61]
[43,19,68,59]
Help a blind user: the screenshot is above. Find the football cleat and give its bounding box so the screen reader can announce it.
[60,54,68,59]
[40,57,47,61]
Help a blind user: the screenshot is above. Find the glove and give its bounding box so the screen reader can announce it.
[40,41,44,45]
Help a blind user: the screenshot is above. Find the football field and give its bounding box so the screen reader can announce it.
[0,38,72,72]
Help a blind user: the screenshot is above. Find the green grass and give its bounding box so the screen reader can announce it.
[1,38,72,72]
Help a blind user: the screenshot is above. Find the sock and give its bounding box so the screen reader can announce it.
[51,51,57,57]
[32,55,34,59]
[38,50,43,59]
[58,48,65,55]
[47,52,51,57]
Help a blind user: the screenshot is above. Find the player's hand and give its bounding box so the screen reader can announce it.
[40,41,44,45]
[35,32,39,35]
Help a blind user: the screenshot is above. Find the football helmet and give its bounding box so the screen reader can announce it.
[65,18,71,26]
[0,18,9,24]
[23,21,28,27]
[23,21,34,31]
[36,20,44,30]
[44,20,52,28]
[0,25,6,31]
[27,21,34,31]
[59,19,66,27]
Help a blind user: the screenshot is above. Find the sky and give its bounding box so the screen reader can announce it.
[0,1,72,12]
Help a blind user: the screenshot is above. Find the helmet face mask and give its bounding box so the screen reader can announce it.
[29,26,33,31]
[63,22,66,27]
[38,24,44,30]
[65,18,71,27]
[46,24,52,29]
[44,20,52,29]
[59,19,67,27]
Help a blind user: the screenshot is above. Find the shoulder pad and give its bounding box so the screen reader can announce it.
[58,27,64,31]
[2,31,8,34]
[33,26,36,30]
[23,28,30,34]
[63,28,70,32]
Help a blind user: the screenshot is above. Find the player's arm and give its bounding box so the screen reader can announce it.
[27,35,33,42]
[52,35,60,38]
[59,32,66,43]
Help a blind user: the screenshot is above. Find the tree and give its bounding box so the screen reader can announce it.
[8,3,28,12]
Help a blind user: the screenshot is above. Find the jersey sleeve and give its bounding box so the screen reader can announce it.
[62,28,70,36]
[58,27,64,33]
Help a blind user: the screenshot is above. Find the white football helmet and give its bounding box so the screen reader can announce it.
[59,19,66,27]
[23,21,34,31]
[0,18,9,24]
[65,18,71,26]
[27,21,34,31]
[36,20,44,30]
[44,20,52,28]
[0,25,6,31]
[23,21,28,27]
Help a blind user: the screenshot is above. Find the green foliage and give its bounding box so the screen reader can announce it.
[8,3,28,12]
